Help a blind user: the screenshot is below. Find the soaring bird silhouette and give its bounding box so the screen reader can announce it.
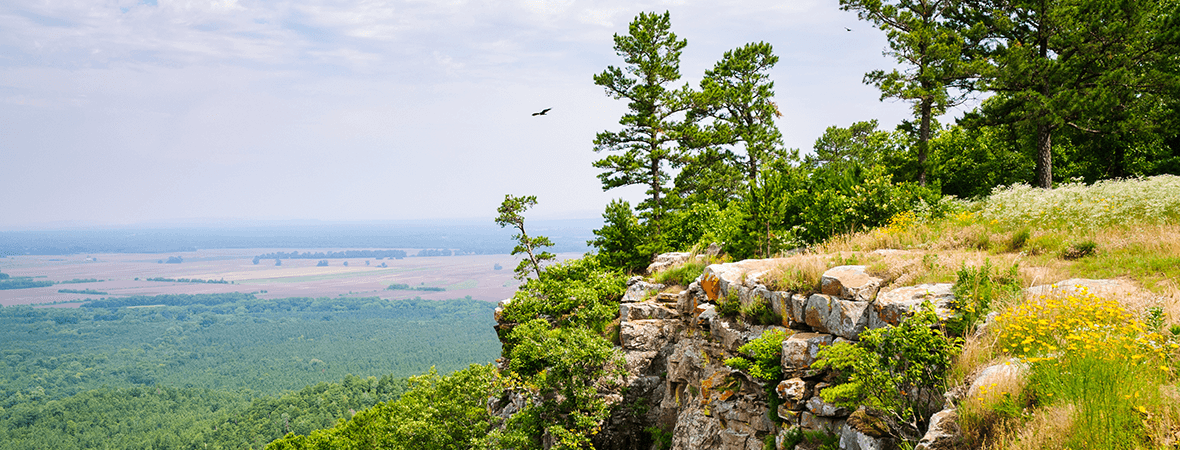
[532,108,552,116]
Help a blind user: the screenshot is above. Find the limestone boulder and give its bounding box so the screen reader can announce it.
[806,396,850,417]
[869,284,955,329]
[788,293,808,326]
[805,294,871,340]
[620,319,668,351]
[839,407,900,450]
[493,298,512,322]
[769,291,793,326]
[647,252,700,274]
[621,302,678,322]
[781,332,835,372]
[914,409,961,450]
[622,276,665,303]
[776,378,811,410]
[800,411,845,434]
[821,265,883,301]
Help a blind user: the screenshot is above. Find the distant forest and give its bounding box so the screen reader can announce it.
[0,293,500,449]
[0,220,599,256]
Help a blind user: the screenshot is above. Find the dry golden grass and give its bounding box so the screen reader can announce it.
[761,253,832,293]
[991,403,1077,450]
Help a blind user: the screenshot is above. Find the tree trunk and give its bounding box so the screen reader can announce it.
[918,99,932,186]
[1035,122,1052,188]
[650,155,662,236]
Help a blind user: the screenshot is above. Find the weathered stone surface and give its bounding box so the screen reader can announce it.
[869,284,955,329]
[777,405,801,425]
[670,408,722,450]
[805,294,871,339]
[1027,278,1158,309]
[821,265,883,301]
[966,361,1027,400]
[696,304,717,328]
[769,291,793,326]
[781,332,835,372]
[493,298,511,322]
[620,302,678,322]
[622,276,665,303]
[789,293,808,326]
[620,319,668,351]
[648,252,701,274]
[914,408,961,450]
[800,411,845,434]
[839,407,899,450]
[776,378,808,403]
[806,396,850,417]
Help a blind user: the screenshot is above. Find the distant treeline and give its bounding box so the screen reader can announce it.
[82,293,255,309]
[58,289,108,295]
[255,250,408,260]
[59,278,101,284]
[144,277,230,284]
[0,275,54,290]
[386,284,446,292]
[416,249,452,257]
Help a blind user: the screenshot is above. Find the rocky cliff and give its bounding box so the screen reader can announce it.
[492,252,999,450]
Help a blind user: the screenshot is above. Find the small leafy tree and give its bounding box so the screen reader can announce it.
[813,303,962,437]
[496,194,556,280]
[588,199,652,273]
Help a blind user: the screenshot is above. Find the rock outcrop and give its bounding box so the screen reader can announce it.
[493,254,980,450]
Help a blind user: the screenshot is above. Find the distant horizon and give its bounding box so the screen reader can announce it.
[0,213,606,233]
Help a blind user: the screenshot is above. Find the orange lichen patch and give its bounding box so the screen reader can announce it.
[701,273,721,301]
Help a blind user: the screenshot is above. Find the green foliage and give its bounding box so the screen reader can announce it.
[724,329,789,382]
[497,256,627,336]
[496,194,557,280]
[813,303,961,435]
[0,372,408,450]
[948,261,1021,336]
[969,0,1180,187]
[1061,240,1097,260]
[267,364,496,450]
[589,199,655,273]
[779,427,840,450]
[496,320,621,449]
[716,289,742,317]
[651,259,706,287]
[739,296,781,326]
[645,426,673,450]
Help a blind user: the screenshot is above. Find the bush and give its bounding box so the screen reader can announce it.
[724,329,789,382]
[497,256,628,337]
[814,303,961,437]
[947,261,1021,336]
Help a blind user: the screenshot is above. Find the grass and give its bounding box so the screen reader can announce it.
[651,259,708,288]
[797,177,1180,449]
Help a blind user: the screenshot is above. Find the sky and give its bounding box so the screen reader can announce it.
[0,0,936,230]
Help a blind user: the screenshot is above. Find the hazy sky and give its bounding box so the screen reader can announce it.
[1,0,937,230]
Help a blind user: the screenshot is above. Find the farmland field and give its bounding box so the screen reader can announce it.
[0,249,580,307]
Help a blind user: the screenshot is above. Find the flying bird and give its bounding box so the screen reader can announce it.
[532,108,552,116]
[845,27,852,31]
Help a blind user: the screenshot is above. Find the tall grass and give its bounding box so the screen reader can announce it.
[988,289,1178,449]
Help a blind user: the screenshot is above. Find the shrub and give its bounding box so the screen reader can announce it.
[716,289,742,317]
[947,261,1022,336]
[651,260,707,287]
[813,303,961,436]
[724,329,790,382]
[497,256,628,336]
[1060,240,1097,260]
